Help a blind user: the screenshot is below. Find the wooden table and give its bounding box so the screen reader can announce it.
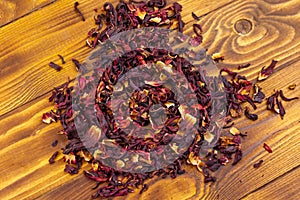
[0,0,299,199]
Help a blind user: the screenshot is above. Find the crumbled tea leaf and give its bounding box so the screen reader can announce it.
[244,106,258,121]
[58,54,65,64]
[258,60,278,81]
[253,160,263,169]
[48,62,62,71]
[49,151,59,164]
[74,2,85,21]
[51,140,58,147]
[288,84,296,90]
[263,143,272,153]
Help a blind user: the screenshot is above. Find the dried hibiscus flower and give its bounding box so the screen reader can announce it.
[257,60,278,81]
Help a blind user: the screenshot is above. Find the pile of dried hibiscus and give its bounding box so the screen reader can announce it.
[43,0,298,198]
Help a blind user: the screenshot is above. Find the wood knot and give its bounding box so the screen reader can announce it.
[234,19,252,35]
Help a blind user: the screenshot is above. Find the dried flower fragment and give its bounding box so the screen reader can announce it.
[58,54,65,64]
[253,84,265,103]
[49,151,59,164]
[72,58,81,71]
[288,84,296,90]
[192,12,201,21]
[51,140,58,147]
[74,2,85,21]
[48,62,62,71]
[266,90,298,119]
[257,60,277,81]
[279,90,299,102]
[253,160,263,168]
[42,112,57,124]
[263,143,272,153]
[244,106,258,121]
[237,63,250,70]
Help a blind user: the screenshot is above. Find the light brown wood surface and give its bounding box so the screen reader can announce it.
[0,0,56,26]
[0,0,299,199]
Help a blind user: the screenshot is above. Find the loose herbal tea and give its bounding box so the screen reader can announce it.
[43,0,299,199]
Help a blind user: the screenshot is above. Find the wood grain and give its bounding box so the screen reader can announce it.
[0,0,300,199]
[0,0,232,117]
[242,166,300,200]
[0,0,56,26]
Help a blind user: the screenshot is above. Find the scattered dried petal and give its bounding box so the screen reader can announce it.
[279,90,299,102]
[237,63,250,70]
[72,58,81,71]
[263,143,273,153]
[192,12,201,21]
[288,84,296,90]
[258,60,278,81]
[64,164,79,175]
[253,160,263,169]
[51,140,58,147]
[48,62,62,71]
[253,84,265,103]
[49,151,59,164]
[74,2,85,21]
[244,106,258,121]
[58,54,66,64]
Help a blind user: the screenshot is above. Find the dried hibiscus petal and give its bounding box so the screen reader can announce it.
[253,160,263,168]
[237,63,250,70]
[244,106,258,121]
[288,84,296,90]
[192,12,201,21]
[42,112,57,124]
[232,149,242,166]
[74,2,85,21]
[49,151,59,164]
[263,143,272,153]
[279,90,299,102]
[58,54,65,64]
[253,84,265,103]
[51,140,58,147]
[64,164,79,175]
[48,62,62,71]
[258,60,278,81]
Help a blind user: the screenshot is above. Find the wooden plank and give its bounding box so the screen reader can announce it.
[242,166,300,200]
[0,0,233,117]
[0,0,56,26]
